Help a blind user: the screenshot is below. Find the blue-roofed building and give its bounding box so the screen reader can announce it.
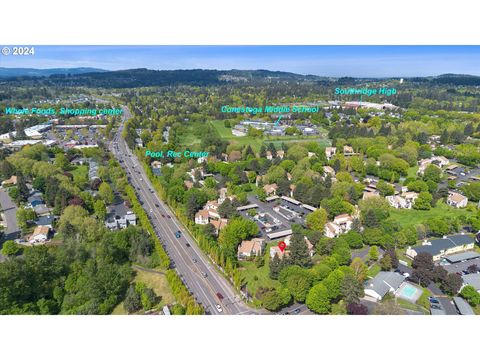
[406,234,475,261]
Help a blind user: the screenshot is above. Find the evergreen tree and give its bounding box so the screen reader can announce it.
[269,254,284,279]
[17,174,29,202]
[289,232,312,268]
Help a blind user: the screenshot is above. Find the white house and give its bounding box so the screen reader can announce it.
[28,225,50,244]
[447,192,468,208]
[364,271,405,301]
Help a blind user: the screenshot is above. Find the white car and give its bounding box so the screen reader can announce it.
[215,304,223,313]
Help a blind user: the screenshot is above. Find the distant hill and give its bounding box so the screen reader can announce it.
[0,68,479,88]
[0,67,107,78]
[431,73,480,86]
[0,68,327,88]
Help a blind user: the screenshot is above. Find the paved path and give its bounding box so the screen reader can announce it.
[0,188,20,241]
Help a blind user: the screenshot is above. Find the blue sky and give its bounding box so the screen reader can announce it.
[0,46,479,77]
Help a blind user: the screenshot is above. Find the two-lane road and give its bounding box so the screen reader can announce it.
[111,106,255,315]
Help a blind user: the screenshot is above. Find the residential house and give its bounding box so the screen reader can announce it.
[276,150,285,159]
[194,209,210,225]
[205,200,220,219]
[333,213,353,232]
[266,151,273,160]
[1,175,17,187]
[105,211,137,230]
[447,192,468,208]
[364,271,405,301]
[88,160,99,180]
[323,166,335,178]
[237,238,264,259]
[28,225,50,244]
[406,234,474,261]
[263,183,278,196]
[453,296,475,315]
[218,188,228,204]
[210,218,229,235]
[324,221,341,238]
[386,192,418,209]
[33,204,51,216]
[35,215,54,228]
[462,273,480,292]
[325,147,337,160]
[362,191,380,200]
[343,145,354,156]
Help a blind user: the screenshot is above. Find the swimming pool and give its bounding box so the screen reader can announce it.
[396,283,421,303]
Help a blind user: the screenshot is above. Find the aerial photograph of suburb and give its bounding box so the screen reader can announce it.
[2,45,480,316]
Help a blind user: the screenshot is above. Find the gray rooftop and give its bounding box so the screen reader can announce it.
[413,235,474,257]
[445,251,480,263]
[462,273,480,290]
[365,271,405,298]
[453,297,475,315]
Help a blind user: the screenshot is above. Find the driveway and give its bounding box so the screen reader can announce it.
[0,188,20,241]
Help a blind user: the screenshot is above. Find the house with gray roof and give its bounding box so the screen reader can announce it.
[453,297,475,315]
[364,271,405,301]
[462,273,480,292]
[406,234,475,261]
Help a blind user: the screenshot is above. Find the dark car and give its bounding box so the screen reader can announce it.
[185,243,191,247]
[216,292,224,300]
[161,214,165,218]
[155,204,160,208]
[167,215,171,219]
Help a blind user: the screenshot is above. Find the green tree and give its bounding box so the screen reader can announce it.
[98,182,114,205]
[460,285,480,306]
[124,284,142,313]
[288,232,313,268]
[340,273,364,304]
[369,246,379,261]
[423,165,442,183]
[1,240,21,257]
[306,283,331,314]
[305,208,328,231]
[413,192,432,210]
[93,200,107,221]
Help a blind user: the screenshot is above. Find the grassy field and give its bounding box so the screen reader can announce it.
[70,165,88,183]
[238,243,279,299]
[389,200,470,228]
[209,120,331,153]
[111,266,175,315]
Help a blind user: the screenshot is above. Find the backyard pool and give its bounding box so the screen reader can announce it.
[396,283,422,303]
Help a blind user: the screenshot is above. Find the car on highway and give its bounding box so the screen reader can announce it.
[185,243,191,247]
[216,292,224,300]
[167,215,171,219]
[150,209,153,213]
[175,231,181,238]
[192,258,197,263]
[201,272,207,277]
[155,204,160,208]
[292,308,301,314]
[215,304,223,313]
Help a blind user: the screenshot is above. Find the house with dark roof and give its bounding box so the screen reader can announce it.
[406,234,475,261]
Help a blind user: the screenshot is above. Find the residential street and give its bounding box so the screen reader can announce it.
[0,188,20,241]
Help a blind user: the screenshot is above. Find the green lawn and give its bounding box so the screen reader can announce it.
[238,243,279,300]
[389,200,470,228]
[177,129,202,148]
[396,298,429,314]
[70,165,88,180]
[209,120,331,153]
[111,266,175,315]
[367,264,381,278]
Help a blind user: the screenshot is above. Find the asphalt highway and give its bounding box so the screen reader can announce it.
[110,106,255,315]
